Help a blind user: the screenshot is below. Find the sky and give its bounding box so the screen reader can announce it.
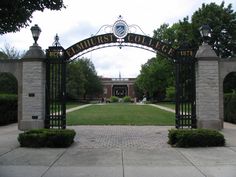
[0,0,235,78]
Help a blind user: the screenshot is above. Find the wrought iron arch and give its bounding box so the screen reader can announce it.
[65,33,176,61]
[45,20,197,129]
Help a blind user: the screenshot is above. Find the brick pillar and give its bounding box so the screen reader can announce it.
[195,43,222,130]
[19,45,46,130]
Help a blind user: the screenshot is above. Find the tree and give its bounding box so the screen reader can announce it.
[0,73,17,94]
[136,1,236,102]
[0,44,22,94]
[191,2,236,58]
[66,58,103,100]
[77,58,103,99]
[0,43,25,59]
[153,2,236,58]
[0,51,8,60]
[0,0,65,34]
[66,61,86,100]
[135,56,174,101]
[153,18,197,49]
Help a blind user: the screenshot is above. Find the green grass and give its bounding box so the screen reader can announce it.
[156,102,175,110]
[67,104,175,125]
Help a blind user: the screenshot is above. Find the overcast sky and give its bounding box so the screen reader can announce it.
[0,0,235,78]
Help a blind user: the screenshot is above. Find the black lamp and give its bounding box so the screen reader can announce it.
[30,24,41,45]
[199,24,211,43]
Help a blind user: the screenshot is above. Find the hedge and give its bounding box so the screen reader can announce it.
[123,96,131,103]
[224,93,236,124]
[168,129,225,147]
[165,86,175,102]
[0,94,17,125]
[18,129,76,148]
[110,96,119,103]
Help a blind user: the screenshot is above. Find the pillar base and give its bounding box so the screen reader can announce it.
[19,120,44,131]
[197,119,223,130]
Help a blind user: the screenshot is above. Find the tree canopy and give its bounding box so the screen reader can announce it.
[135,56,174,101]
[0,0,65,34]
[0,43,24,59]
[0,44,21,94]
[135,1,236,101]
[153,2,236,57]
[192,2,236,58]
[66,58,103,100]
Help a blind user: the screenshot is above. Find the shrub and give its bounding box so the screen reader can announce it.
[0,94,17,125]
[123,96,131,103]
[165,86,175,101]
[110,96,119,103]
[224,93,236,124]
[18,129,76,148]
[168,129,225,147]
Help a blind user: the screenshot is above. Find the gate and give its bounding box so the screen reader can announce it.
[45,45,67,129]
[44,16,198,129]
[44,44,197,129]
[175,46,196,128]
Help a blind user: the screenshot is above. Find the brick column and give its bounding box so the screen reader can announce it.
[19,45,46,130]
[195,43,222,130]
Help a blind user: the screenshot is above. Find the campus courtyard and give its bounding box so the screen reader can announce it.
[0,104,236,177]
[1,0,236,177]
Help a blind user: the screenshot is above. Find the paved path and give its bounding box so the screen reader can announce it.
[1,123,236,177]
[66,104,92,113]
[149,104,175,113]
[72,126,172,149]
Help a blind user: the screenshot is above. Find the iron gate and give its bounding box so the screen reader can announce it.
[44,31,197,129]
[175,47,197,129]
[45,46,66,129]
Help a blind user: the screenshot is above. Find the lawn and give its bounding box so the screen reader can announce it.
[67,104,175,125]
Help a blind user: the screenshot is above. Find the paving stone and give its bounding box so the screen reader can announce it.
[70,126,173,149]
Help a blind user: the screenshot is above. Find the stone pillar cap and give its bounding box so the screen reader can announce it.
[195,43,218,59]
[23,44,45,59]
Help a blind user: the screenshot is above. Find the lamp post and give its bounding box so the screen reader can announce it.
[30,24,41,45]
[199,24,212,44]
[23,24,44,59]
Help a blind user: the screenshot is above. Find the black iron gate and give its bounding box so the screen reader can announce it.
[44,31,197,129]
[45,46,66,129]
[175,47,196,129]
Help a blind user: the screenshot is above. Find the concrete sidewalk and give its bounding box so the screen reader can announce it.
[149,104,175,113]
[0,123,236,177]
[66,104,92,113]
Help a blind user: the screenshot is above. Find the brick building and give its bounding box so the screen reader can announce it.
[101,77,136,99]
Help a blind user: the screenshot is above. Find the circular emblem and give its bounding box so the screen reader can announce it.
[113,20,129,39]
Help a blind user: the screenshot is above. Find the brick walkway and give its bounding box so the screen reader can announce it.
[70,126,173,149]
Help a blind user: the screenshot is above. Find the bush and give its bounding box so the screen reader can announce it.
[110,96,119,103]
[123,96,131,103]
[0,94,17,125]
[18,129,76,148]
[165,86,175,101]
[224,93,236,124]
[168,129,225,147]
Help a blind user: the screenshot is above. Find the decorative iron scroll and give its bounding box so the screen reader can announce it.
[65,16,195,60]
[65,33,177,59]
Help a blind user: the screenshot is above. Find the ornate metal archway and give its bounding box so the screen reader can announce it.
[45,17,196,129]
